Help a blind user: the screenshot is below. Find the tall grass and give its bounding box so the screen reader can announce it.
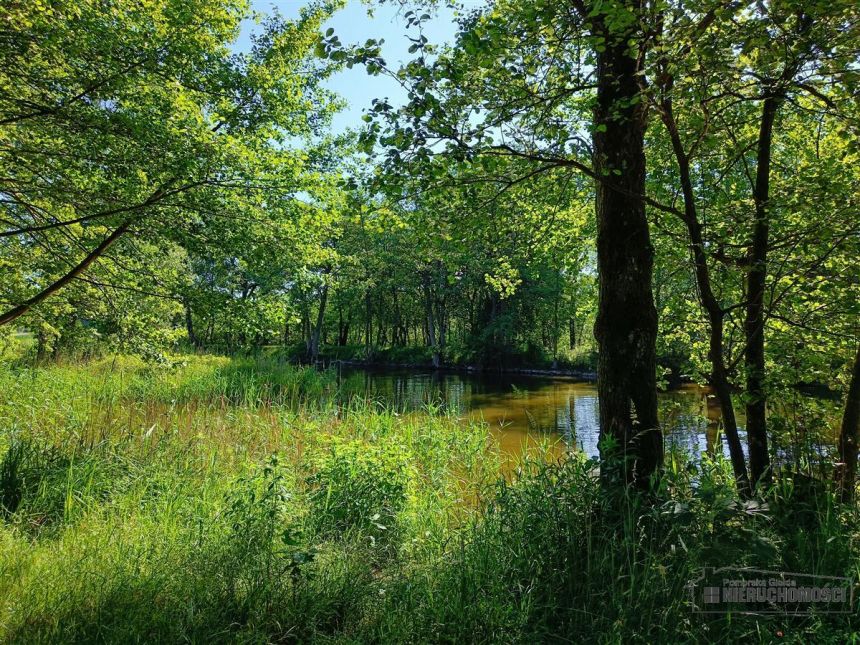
[0,355,497,642]
[0,355,857,643]
[370,453,860,643]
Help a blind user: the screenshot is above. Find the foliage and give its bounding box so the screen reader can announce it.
[306,437,410,547]
[1,0,345,357]
[1,0,860,640]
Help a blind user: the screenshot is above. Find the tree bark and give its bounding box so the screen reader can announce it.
[745,94,781,489]
[837,344,860,502]
[309,280,328,362]
[592,5,662,488]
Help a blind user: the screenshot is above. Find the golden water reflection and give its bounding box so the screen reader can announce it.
[339,369,736,463]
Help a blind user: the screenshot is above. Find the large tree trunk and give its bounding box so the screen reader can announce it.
[745,94,780,489]
[551,271,560,368]
[592,6,662,488]
[837,344,860,502]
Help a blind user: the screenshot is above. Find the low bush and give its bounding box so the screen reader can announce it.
[306,437,410,549]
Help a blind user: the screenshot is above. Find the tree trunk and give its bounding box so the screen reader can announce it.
[437,294,447,359]
[392,284,402,346]
[364,291,373,355]
[552,271,560,367]
[337,297,352,346]
[184,298,197,347]
[837,344,860,502]
[592,6,662,488]
[422,273,440,368]
[35,329,49,362]
[301,307,311,353]
[338,310,350,346]
[745,94,780,489]
[309,281,328,362]
[658,89,751,495]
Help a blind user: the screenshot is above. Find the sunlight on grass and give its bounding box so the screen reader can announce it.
[0,355,857,642]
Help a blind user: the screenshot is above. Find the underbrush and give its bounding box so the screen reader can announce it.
[373,454,860,643]
[0,356,857,643]
[0,356,496,642]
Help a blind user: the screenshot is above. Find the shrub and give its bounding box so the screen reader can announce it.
[306,437,410,548]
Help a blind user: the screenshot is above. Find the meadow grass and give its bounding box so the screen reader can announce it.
[0,355,858,643]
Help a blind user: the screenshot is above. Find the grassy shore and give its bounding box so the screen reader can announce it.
[0,355,857,643]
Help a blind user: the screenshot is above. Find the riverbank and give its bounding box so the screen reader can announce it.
[0,354,856,642]
[279,343,697,386]
[331,357,598,381]
[282,342,603,378]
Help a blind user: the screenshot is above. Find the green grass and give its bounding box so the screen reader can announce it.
[0,355,858,643]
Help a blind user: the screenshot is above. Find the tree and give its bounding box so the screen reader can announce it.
[328,0,666,485]
[837,345,860,501]
[646,0,860,490]
[1,0,340,333]
[589,0,661,486]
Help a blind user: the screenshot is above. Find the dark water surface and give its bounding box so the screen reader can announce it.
[339,368,732,461]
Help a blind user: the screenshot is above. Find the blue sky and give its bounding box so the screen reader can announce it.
[236,1,462,133]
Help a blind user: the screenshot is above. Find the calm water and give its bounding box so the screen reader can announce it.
[338,368,730,461]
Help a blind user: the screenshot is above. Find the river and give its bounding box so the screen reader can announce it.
[338,367,732,462]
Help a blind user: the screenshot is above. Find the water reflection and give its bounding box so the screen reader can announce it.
[338,368,740,461]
